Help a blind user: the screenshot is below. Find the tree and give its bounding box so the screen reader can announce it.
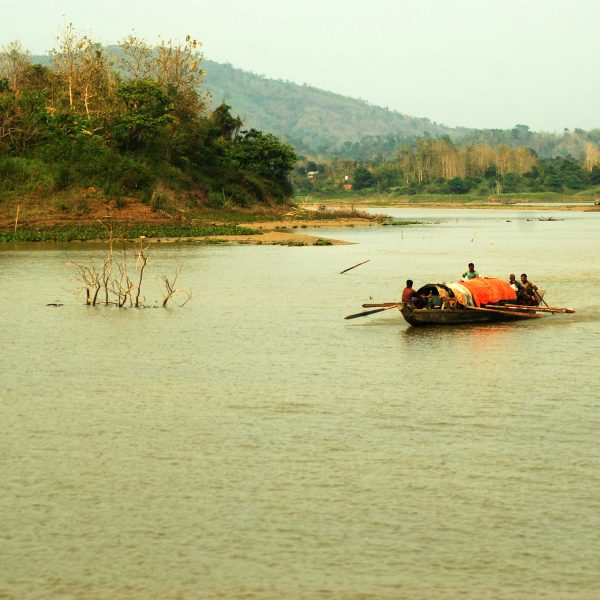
[117,35,155,81]
[583,142,600,172]
[49,24,116,119]
[211,102,242,140]
[20,64,52,92]
[113,80,173,150]
[117,34,208,116]
[352,166,374,190]
[230,128,297,199]
[502,172,521,193]
[0,41,31,95]
[543,173,562,191]
[447,177,471,194]
[155,36,205,95]
[0,89,48,154]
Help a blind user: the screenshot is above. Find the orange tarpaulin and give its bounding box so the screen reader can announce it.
[458,277,517,307]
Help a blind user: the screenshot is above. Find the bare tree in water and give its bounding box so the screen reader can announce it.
[69,225,191,308]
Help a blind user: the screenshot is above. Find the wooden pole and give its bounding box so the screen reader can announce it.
[339,259,370,274]
[14,204,20,233]
[534,289,550,308]
[500,304,575,314]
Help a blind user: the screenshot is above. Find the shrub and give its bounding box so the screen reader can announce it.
[0,156,55,194]
[206,190,225,208]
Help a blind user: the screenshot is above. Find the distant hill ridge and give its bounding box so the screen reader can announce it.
[30,52,456,151]
[30,53,599,159]
[202,59,462,154]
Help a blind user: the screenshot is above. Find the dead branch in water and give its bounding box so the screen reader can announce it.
[111,258,133,307]
[134,239,150,308]
[69,226,191,309]
[162,265,192,307]
[69,259,101,305]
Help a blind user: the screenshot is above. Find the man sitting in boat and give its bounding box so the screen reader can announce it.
[402,280,426,308]
[426,291,443,309]
[462,262,479,280]
[518,273,539,305]
[402,280,416,304]
[509,273,524,292]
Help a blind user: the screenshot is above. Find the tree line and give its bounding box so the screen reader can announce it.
[307,126,600,162]
[294,136,600,196]
[0,28,297,208]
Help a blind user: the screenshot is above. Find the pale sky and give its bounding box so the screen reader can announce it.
[2,0,598,132]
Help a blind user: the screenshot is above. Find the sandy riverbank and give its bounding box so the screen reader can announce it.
[221,204,600,245]
[141,219,378,245]
[4,198,598,245]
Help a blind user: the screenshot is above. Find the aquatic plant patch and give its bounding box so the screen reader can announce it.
[0,223,259,243]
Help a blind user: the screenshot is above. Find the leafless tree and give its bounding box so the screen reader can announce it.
[161,265,192,307]
[583,142,600,172]
[134,239,150,308]
[69,230,190,309]
[0,41,31,95]
[69,259,101,306]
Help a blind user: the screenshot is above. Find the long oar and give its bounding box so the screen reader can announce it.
[361,302,399,308]
[339,259,370,274]
[344,304,400,320]
[534,289,550,308]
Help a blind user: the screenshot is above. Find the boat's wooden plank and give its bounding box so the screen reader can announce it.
[362,302,402,308]
[468,306,541,319]
[500,304,575,313]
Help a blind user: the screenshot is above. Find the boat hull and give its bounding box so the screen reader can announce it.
[400,304,533,327]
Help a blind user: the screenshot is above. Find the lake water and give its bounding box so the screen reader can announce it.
[1,208,599,599]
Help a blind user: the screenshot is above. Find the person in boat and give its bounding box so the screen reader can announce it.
[402,280,426,308]
[427,292,443,309]
[462,263,479,280]
[518,273,539,305]
[509,273,524,292]
[402,280,417,304]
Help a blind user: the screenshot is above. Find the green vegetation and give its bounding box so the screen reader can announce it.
[3,36,600,223]
[0,223,258,243]
[287,205,387,221]
[294,137,600,199]
[0,32,297,220]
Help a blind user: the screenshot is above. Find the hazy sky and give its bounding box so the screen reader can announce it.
[3,0,598,131]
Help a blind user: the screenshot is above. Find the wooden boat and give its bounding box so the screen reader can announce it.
[400,279,576,327]
[400,302,540,327]
[347,277,574,326]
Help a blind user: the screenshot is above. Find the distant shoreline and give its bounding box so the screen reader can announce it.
[298,198,600,212]
[2,201,599,247]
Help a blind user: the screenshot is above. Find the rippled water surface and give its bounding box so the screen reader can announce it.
[1,209,600,599]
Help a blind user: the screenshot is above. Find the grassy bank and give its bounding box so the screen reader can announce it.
[0,187,392,242]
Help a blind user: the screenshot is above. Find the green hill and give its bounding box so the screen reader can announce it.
[202,60,462,156]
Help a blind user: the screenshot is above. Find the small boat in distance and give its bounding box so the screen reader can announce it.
[346,277,575,326]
